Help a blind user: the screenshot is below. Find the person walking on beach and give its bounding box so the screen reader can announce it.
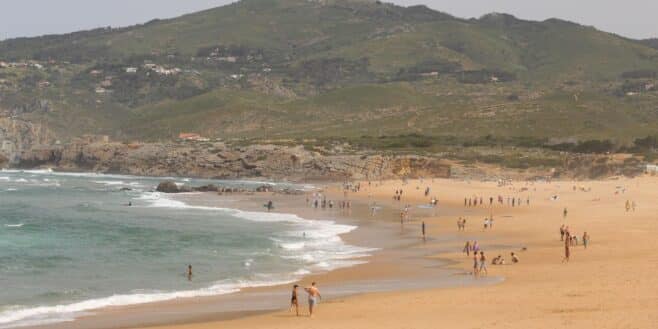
[560,225,565,241]
[563,207,568,219]
[582,232,590,249]
[472,240,480,253]
[479,252,488,276]
[562,232,571,263]
[464,241,471,256]
[421,221,426,242]
[473,253,479,277]
[305,282,322,317]
[290,285,300,316]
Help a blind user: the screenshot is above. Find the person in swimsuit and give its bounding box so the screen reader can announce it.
[187,265,193,281]
[305,282,321,317]
[473,253,479,277]
[290,285,299,316]
[479,252,488,275]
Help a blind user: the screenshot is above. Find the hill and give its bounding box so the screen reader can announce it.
[1,0,658,145]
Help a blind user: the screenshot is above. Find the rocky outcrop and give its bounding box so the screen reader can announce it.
[156,181,182,193]
[13,141,453,181]
[0,118,54,165]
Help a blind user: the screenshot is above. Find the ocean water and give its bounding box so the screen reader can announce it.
[0,170,373,328]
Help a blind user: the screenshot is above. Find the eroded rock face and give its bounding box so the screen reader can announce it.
[0,118,54,165]
[12,141,453,181]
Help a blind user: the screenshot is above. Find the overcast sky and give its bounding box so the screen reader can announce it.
[1,0,656,41]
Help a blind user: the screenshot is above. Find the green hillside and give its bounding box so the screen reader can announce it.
[1,0,658,144]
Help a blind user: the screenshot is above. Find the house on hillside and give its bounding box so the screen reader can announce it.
[0,61,7,68]
[178,133,209,142]
[38,81,51,88]
[125,67,138,73]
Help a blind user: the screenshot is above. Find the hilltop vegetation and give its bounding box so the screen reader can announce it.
[1,0,658,148]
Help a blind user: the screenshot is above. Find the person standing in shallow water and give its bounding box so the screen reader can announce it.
[187,265,193,281]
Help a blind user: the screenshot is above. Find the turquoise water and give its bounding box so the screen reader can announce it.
[0,170,372,328]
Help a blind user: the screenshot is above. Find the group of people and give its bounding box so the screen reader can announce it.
[560,225,590,263]
[308,192,352,211]
[463,240,480,256]
[393,189,404,201]
[464,195,530,207]
[483,217,494,230]
[491,252,519,265]
[625,200,637,212]
[472,251,488,276]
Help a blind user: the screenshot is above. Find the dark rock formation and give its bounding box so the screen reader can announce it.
[156,181,181,193]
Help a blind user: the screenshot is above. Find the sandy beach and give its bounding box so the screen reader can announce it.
[126,176,658,329]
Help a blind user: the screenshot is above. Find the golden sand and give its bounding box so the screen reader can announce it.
[138,176,658,329]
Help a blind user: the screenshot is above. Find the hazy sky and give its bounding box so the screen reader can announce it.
[1,0,656,40]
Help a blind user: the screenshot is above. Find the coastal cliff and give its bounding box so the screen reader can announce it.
[0,118,53,165]
[14,141,451,181]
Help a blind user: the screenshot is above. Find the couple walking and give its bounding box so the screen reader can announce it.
[290,282,322,317]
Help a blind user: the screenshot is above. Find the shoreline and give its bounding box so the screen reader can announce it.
[11,174,658,329]
[16,179,501,329]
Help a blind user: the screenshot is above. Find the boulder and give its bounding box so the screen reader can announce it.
[194,184,219,192]
[156,181,180,193]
